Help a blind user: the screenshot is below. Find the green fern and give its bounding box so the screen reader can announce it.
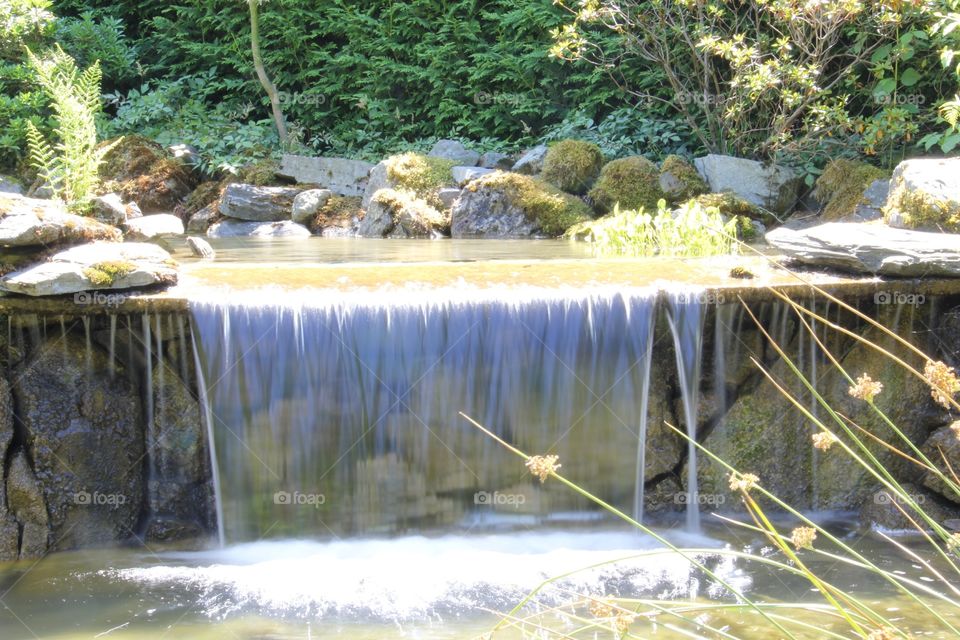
[24,44,116,211]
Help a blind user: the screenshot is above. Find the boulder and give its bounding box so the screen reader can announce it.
[811,159,887,221]
[13,334,144,550]
[765,222,960,277]
[276,155,375,197]
[91,193,130,225]
[0,194,121,247]
[0,242,178,296]
[451,172,591,238]
[362,161,390,210]
[292,188,333,224]
[308,195,361,237]
[207,219,311,238]
[589,156,664,215]
[358,189,449,238]
[6,451,49,558]
[859,483,959,531]
[428,140,480,166]
[99,135,195,213]
[921,422,960,503]
[694,154,800,214]
[511,145,548,175]
[123,213,184,241]
[187,236,215,259]
[361,153,455,211]
[438,187,461,210]
[451,166,494,186]
[187,203,219,233]
[659,155,709,203]
[541,140,604,195]
[884,157,960,232]
[218,183,301,222]
[0,175,23,195]
[852,179,890,222]
[479,152,512,170]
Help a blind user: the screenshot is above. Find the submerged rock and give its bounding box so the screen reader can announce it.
[0,194,121,247]
[207,219,311,238]
[218,183,301,222]
[766,222,960,277]
[13,334,144,550]
[694,154,800,214]
[0,241,178,296]
[123,213,185,240]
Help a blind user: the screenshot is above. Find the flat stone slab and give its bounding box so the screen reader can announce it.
[277,155,374,197]
[207,219,311,238]
[218,184,301,222]
[0,194,121,247]
[0,242,178,296]
[766,222,960,277]
[123,213,184,240]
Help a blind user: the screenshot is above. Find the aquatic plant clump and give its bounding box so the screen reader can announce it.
[541,139,604,195]
[566,200,740,257]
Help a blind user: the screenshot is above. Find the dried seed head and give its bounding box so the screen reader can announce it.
[848,373,883,402]
[589,597,613,619]
[924,360,960,408]
[812,431,839,451]
[729,472,760,493]
[526,454,561,483]
[790,526,817,550]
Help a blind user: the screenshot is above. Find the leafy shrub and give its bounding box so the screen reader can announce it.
[25,45,115,208]
[587,156,663,214]
[541,139,604,195]
[55,11,139,89]
[541,107,694,160]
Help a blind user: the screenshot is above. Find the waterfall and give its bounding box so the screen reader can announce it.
[190,289,666,542]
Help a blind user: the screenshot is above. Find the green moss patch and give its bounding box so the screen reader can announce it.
[467,171,591,236]
[813,159,887,220]
[659,155,708,202]
[82,260,137,287]
[687,191,772,224]
[384,152,455,208]
[311,195,362,233]
[588,156,664,214]
[541,140,604,195]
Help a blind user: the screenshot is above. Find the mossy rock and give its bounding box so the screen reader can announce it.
[812,159,887,220]
[453,171,591,237]
[235,159,281,186]
[183,181,225,215]
[360,188,448,238]
[98,135,166,182]
[541,140,604,195]
[687,191,773,225]
[883,158,960,232]
[384,152,455,208]
[99,136,195,213]
[310,195,362,235]
[587,156,664,215]
[82,260,137,287]
[659,155,708,203]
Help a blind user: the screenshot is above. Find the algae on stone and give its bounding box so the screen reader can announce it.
[588,156,664,215]
[540,140,604,195]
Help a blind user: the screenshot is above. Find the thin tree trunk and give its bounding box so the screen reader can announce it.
[248,0,288,145]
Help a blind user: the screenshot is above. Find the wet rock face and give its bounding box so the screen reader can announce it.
[13,334,144,550]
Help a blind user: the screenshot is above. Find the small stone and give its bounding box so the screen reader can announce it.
[187,237,215,259]
[479,152,512,170]
[91,193,128,225]
[428,140,480,166]
[451,166,494,186]
[292,189,333,224]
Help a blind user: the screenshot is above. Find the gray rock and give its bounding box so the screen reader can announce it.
[884,158,960,231]
[921,422,960,503]
[13,334,144,550]
[187,204,219,233]
[860,483,959,531]
[479,152,513,170]
[168,143,200,166]
[276,155,374,197]
[0,242,178,296]
[187,236,215,259]
[92,193,128,225]
[438,187,461,210]
[451,166,495,186]
[291,188,333,224]
[694,154,801,214]
[218,183,301,222]
[358,189,448,238]
[6,450,49,558]
[361,161,390,211]
[451,184,540,238]
[0,175,23,195]
[207,219,311,238]
[511,145,548,175]
[428,140,480,166]
[765,222,960,277]
[123,213,184,240]
[847,179,890,222]
[0,194,121,247]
